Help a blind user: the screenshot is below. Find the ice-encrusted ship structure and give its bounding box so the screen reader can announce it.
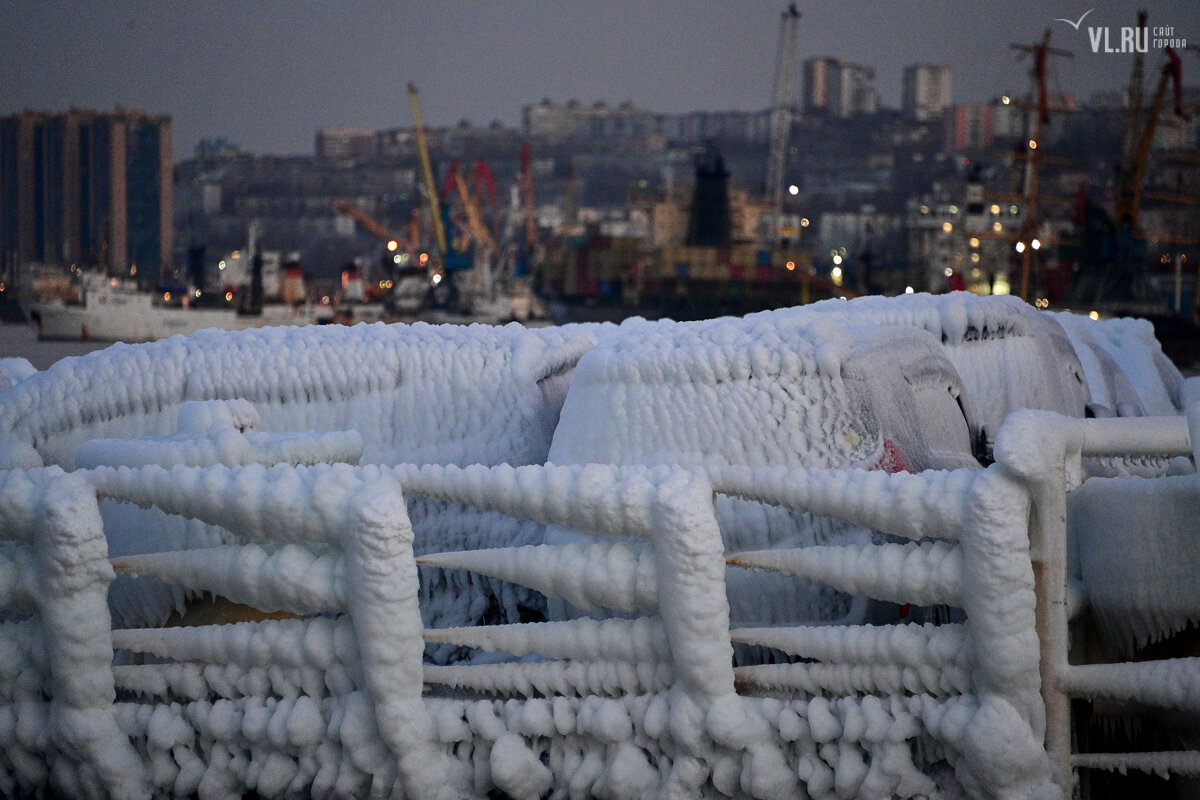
[0,292,1198,799]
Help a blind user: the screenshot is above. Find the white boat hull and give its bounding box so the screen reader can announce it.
[30,297,317,343]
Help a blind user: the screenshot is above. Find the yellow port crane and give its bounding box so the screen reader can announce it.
[407,82,447,259]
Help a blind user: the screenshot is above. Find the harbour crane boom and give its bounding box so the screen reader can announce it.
[407,82,448,258]
[1115,46,1185,233]
[332,201,396,245]
[763,4,800,246]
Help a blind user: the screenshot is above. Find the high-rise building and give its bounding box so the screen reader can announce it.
[802,57,837,116]
[0,108,173,280]
[832,62,878,117]
[903,64,953,121]
[803,58,877,118]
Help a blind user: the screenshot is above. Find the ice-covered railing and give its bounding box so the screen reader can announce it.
[2,451,1068,799]
[3,403,1196,797]
[412,457,1064,798]
[1000,402,1200,787]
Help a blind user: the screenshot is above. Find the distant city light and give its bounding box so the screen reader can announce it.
[1031,238,1042,250]
[971,252,981,263]
[163,292,171,301]
[419,253,429,266]
[788,184,799,196]
[219,260,227,270]
[785,261,796,271]
[431,273,443,285]
[225,291,233,301]
[969,237,980,248]
[194,289,201,298]
[1001,95,1011,105]
[1028,139,1038,150]
[990,204,1001,215]
[1089,310,1100,320]
[1015,241,1026,253]
[832,254,843,265]
[800,217,810,228]
[387,240,399,251]
[942,222,953,233]
[993,222,1003,232]
[905,286,915,294]
[943,267,954,277]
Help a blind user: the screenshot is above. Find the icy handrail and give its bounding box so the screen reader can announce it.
[3,452,1075,798]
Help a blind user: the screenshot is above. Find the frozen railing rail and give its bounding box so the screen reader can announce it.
[2,402,1197,798]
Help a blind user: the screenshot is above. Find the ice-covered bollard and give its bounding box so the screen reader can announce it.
[74,398,363,469]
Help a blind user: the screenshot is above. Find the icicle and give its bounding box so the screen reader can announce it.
[729,622,967,669]
[90,462,367,545]
[727,541,962,606]
[734,661,969,697]
[709,465,973,542]
[111,544,343,615]
[394,462,659,539]
[416,540,657,614]
[112,616,358,670]
[1072,751,1200,778]
[423,660,673,697]
[113,662,331,703]
[423,617,671,663]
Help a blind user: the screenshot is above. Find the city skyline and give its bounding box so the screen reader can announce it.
[4,0,1195,158]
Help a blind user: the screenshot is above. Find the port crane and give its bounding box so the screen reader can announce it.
[406,83,448,263]
[441,159,500,260]
[762,4,800,248]
[1114,45,1185,237]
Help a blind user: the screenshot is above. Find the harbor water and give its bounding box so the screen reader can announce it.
[0,322,110,370]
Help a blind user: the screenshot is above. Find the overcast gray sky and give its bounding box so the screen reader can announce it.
[3,1,1194,157]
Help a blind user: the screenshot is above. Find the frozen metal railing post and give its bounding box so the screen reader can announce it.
[341,476,467,800]
[0,469,145,799]
[993,411,1077,795]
